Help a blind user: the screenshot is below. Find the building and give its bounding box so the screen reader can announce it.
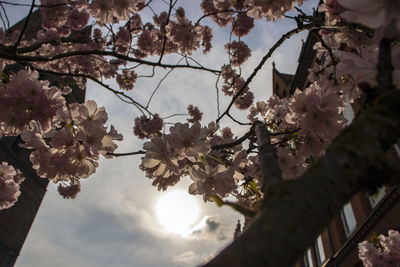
[272,27,400,267]
[0,12,86,267]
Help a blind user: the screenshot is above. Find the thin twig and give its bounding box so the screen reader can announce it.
[14,0,35,49]
[158,0,176,63]
[215,72,221,117]
[0,3,9,29]
[211,126,254,150]
[106,150,146,157]
[146,56,184,108]
[227,113,252,125]
[162,113,187,119]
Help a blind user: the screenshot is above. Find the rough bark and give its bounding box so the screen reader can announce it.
[255,123,282,189]
[203,84,400,266]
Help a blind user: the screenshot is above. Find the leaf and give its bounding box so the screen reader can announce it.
[205,154,225,165]
[208,194,257,218]
[208,194,224,206]
[199,154,208,166]
[1,72,9,83]
[249,181,259,193]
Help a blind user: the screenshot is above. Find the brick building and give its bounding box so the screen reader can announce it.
[272,28,400,267]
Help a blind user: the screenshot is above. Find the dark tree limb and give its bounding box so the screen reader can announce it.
[0,48,221,74]
[255,123,282,189]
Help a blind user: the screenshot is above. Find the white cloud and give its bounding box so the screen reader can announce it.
[175,250,199,266]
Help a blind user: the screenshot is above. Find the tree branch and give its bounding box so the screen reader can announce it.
[211,127,254,151]
[255,123,281,189]
[0,48,221,74]
[106,151,145,157]
[216,23,316,123]
[14,0,35,49]
[26,65,151,116]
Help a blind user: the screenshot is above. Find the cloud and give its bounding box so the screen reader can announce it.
[175,250,199,265]
[188,216,230,241]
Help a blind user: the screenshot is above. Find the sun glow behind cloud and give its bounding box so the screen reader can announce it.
[156,190,200,236]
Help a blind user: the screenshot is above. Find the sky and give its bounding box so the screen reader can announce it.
[4,0,318,266]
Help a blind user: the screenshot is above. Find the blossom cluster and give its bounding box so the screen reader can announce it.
[140,122,262,203]
[221,64,254,110]
[247,81,347,179]
[0,67,122,205]
[0,162,23,210]
[0,68,65,135]
[21,100,122,183]
[0,1,215,98]
[358,230,400,266]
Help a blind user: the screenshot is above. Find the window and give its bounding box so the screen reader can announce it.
[395,138,400,157]
[342,97,355,126]
[315,235,326,265]
[342,202,357,235]
[369,186,386,208]
[304,248,314,267]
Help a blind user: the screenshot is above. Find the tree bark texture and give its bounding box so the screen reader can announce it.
[255,123,282,189]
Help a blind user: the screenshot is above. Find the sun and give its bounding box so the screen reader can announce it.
[156,190,199,235]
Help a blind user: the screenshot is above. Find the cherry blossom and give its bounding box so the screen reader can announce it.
[358,230,400,267]
[226,40,251,66]
[133,114,163,139]
[168,123,210,162]
[58,180,81,199]
[338,0,400,38]
[0,162,23,210]
[116,70,138,91]
[0,2,399,266]
[0,69,65,133]
[187,105,203,123]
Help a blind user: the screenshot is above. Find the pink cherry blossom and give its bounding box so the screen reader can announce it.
[358,230,400,267]
[141,135,181,178]
[338,0,400,38]
[189,165,235,200]
[226,40,251,66]
[187,105,203,123]
[58,181,81,199]
[232,13,255,37]
[0,69,66,133]
[245,0,304,21]
[116,70,137,90]
[168,122,210,162]
[133,114,163,139]
[0,162,23,210]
